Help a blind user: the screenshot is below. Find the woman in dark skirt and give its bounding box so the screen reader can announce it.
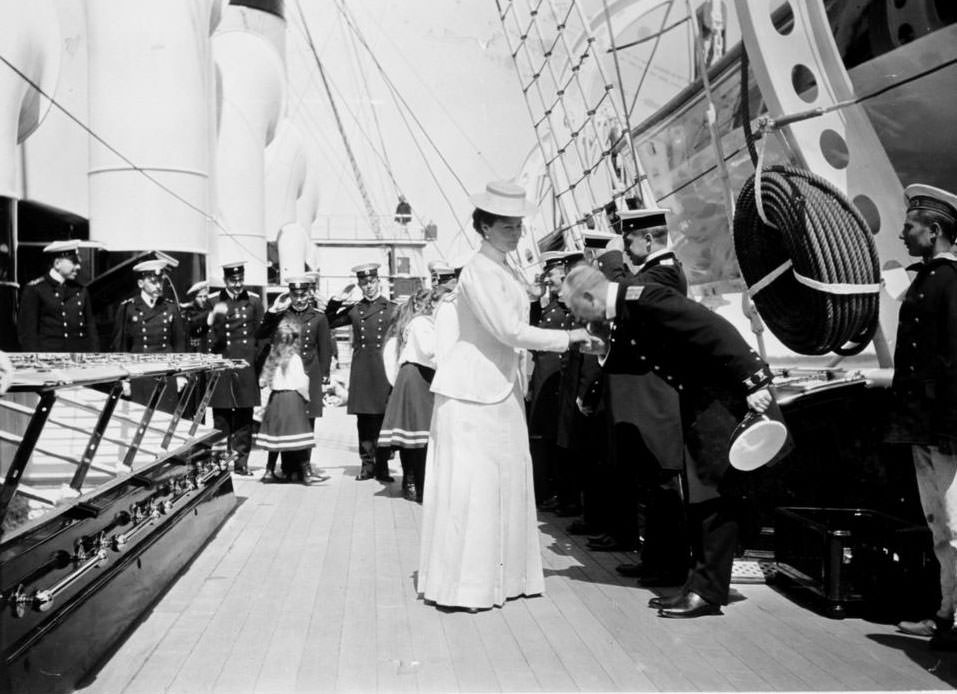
[379,288,445,501]
[254,319,316,484]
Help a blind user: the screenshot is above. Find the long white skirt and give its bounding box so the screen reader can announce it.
[417,383,545,608]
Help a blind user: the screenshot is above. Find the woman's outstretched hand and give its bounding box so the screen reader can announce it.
[568,327,606,355]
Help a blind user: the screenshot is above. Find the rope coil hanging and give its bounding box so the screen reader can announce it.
[733,165,881,356]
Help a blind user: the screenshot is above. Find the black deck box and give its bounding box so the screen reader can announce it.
[773,507,937,619]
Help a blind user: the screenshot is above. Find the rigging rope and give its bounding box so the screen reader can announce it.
[295,0,382,239]
[733,50,881,357]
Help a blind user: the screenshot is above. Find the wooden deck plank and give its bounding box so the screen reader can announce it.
[334,475,380,692]
[374,485,419,693]
[294,469,357,693]
[500,599,578,692]
[79,408,957,694]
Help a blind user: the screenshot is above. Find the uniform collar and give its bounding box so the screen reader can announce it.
[140,291,159,308]
[223,288,248,301]
[908,251,957,272]
[637,248,674,273]
[48,268,66,285]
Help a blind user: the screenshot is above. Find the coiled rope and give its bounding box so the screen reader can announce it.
[732,51,881,356]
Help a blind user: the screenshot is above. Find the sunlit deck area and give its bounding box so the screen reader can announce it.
[79,405,956,693]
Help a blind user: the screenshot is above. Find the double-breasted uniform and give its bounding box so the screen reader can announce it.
[888,255,957,447]
[182,303,212,354]
[18,273,99,352]
[327,295,397,414]
[208,289,263,409]
[326,293,398,476]
[598,248,687,472]
[608,282,773,605]
[528,297,575,439]
[111,294,186,412]
[207,289,264,474]
[256,305,332,419]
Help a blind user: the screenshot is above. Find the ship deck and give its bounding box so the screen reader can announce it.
[79,405,957,693]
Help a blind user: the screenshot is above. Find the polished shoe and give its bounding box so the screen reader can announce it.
[648,591,687,609]
[898,616,953,637]
[566,520,597,535]
[356,469,375,481]
[657,591,721,618]
[261,468,277,483]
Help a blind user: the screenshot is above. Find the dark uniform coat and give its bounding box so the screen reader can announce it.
[208,289,264,409]
[327,295,397,415]
[111,294,186,411]
[597,249,688,471]
[257,306,332,418]
[528,296,575,439]
[182,303,212,353]
[888,255,957,447]
[606,282,773,491]
[18,273,99,352]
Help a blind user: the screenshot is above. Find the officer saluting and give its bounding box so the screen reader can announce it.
[326,263,398,481]
[111,258,186,411]
[18,240,99,352]
[207,261,264,477]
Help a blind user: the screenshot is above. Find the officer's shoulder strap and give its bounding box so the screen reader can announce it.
[247,291,260,299]
[120,297,134,305]
[27,276,44,286]
[624,285,644,301]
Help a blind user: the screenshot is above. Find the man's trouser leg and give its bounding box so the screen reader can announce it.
[913,444,957,622]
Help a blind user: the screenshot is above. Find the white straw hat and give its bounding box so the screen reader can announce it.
[469,181,538,218]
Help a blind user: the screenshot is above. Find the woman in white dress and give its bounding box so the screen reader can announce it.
[418,181,600,610]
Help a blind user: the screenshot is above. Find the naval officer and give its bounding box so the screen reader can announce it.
[528,250,578,507]
[18,240,99,352]
[208,261,264,476]
[326,263,398,481]
[111,258,186,412]
[562,263,773,618]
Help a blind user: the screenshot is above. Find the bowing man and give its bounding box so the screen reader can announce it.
[561,263,773,618]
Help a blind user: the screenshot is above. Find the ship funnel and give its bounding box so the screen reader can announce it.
[210,2,287,286]
[85,0,221,255]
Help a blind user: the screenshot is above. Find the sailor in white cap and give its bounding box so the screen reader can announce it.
[111,257,186,411]
[18,240,99,352]
[325,262,399,481]
[890,184,957,647]
[206,261,264,476]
